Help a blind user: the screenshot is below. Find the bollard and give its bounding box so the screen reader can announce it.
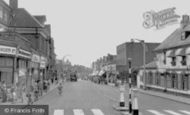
[119,85,125,107]
[132,88,139,115]
[113,83,128,111]
[132,96,139,115]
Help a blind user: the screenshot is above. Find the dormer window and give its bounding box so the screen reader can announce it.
[181,31,190,40]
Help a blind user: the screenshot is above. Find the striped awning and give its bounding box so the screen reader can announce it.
[168,50,175,57]
[176,48,186,56]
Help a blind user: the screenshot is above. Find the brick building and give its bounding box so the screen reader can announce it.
[0,0,56,94]
[116,41,160,83]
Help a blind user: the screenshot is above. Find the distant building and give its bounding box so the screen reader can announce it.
[116,41,160,83]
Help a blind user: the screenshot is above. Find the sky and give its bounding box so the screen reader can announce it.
[4,0,190,67]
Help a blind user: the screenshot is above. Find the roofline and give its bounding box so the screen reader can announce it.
[17,8,44,28]
[154,44,190,52]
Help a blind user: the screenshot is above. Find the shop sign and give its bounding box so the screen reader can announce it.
[18,49,31,59]
[143,7,180,29]
[32,54,40,63]
[40,56,47,68]
[0,45,16,55]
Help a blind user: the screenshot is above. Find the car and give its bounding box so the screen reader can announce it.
[70,74,77,82]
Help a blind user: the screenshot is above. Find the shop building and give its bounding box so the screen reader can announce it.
[0,0,56,90]
[0,32,31,90]
[138,15,190,95]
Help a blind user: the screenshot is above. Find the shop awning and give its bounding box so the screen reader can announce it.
[176,48,186,56]
[168,50,175,57]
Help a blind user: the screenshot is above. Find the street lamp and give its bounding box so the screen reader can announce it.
[131,39,146,90]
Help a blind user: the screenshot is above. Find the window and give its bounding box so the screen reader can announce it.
[148,72,153,85]
[155,72,160,86]
[171,73,178,89]
[181,56,187,66]
[0,6,3,19]
[171,57,176,66]
[181,74,189,90]
[163,51,166,64]
[181,31,190,40]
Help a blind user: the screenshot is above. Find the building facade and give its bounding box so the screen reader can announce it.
[139,15,190,95]
[116,42,160,83]
[0,0,56,95]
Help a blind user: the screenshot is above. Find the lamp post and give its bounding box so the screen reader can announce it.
[131,39,146,90]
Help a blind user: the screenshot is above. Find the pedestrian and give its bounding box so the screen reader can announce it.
[1,81,7,103]
[26,92,33,105]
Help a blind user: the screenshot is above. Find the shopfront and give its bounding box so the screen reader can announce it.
[40,56,47,80]
[31,53,40,86]
[0,45,16,87]
[15,49,31,94]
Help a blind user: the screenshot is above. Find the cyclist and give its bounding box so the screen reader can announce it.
[57,82,63,95]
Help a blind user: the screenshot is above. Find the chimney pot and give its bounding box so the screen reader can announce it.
[181,15,190,28]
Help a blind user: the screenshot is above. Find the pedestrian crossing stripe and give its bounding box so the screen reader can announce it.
[180,110,190,115]
[147,109,190,115]
[91,109,104,115]
[73,109,85,115]
[147,110,166,115]
[54,110,64,115]
[164,110,183,115]
[53,109,104,115]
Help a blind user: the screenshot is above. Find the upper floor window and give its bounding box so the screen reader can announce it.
[163,51,166,64]
[181,56,187,66]
[171,57,176,66]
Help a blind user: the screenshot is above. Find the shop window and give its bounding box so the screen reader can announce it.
[0,57,13,67]
[148,72,153,85]
[171,57,176,66]
[0,6,3,19]
[181,56,187,66]
[171,73,178,89]
[0,72,1,81]
[181,74,189,90]
[155,72,160,86]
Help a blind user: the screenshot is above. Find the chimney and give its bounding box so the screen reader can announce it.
[181,15,190,28]
[9,0,18,9]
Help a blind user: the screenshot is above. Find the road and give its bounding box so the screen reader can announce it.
[35,80,190,115]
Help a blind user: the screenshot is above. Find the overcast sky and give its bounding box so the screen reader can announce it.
[4,0,190,67]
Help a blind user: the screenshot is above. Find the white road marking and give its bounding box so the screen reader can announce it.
[73,109,85,115]
[91,109,104,115]
[179,110,190,115]
[164,110,184,115]
[54,110,64,115]
[147,110,166,115]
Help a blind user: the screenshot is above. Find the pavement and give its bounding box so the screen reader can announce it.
[106,82,190,105]
[0,82,58,105]
[136,88,190,105]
